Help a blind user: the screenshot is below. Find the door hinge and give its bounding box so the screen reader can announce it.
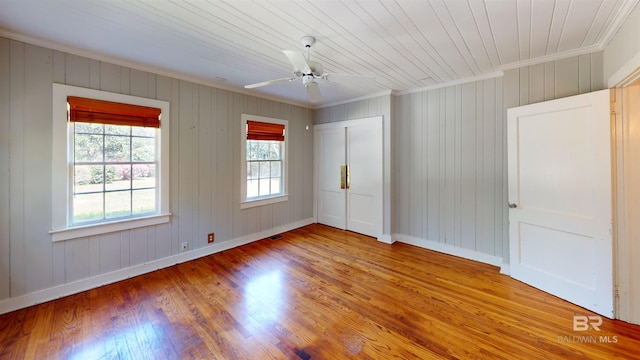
[614,285,619,299]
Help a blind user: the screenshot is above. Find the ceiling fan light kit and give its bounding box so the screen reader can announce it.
[244,35,376,103]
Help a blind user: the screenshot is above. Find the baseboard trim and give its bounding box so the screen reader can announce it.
[377,234,395,244]
[0,218,314,315]
[394,233,503,268]
[500,264,511,275]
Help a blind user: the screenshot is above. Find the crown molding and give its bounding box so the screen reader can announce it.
[597,0,640,48]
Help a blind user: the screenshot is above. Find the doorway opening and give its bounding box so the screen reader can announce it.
[613,75,640,325]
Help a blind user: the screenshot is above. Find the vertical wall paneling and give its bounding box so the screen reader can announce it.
[52,242,65,287]
[120,231,130,269]
[444,86,456,247]
[0,37,313,309]
[147,226,157,262]
[120,67,130,95]
[130,69,149,97]
[555,56,580,99]
[422,91,430,240]
[0,38,10,299]
[178,81,194,250]
[129,228,148,267]
[496,76,506,259]
[397,95,410,236]
[167,77,181,255]
[190,84,200,250]
[64,238,90,283]
[23,44,54,293]
[9,40,26,297]
[460,83,476,251]
[64,54,90,88]
[482,79,496,256]
[99,62,121,93]
[89,59,100,90]
[389,53,602,264]
[475,82,484,253]
[52,51,65,85]
[214,88,231,242]
[544,62,555,101]
[99,233,121,274]
[231,94,243,239]
[579,54,592,94]
[529,64,545,104]
[89,236,100,277]
[410,93,423,238]
[519,67,530,105]
[198,85,213,249]
[303,108,314,229]
[437,89,447,244]
[591,52,604,90]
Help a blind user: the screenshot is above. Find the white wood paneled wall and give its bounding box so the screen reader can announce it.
[393,52,604,264]
[0,37,313,302]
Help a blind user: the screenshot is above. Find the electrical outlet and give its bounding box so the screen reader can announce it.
[181,242,188,251]
[207,233,215,243]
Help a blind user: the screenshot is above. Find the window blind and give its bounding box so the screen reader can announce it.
[247,120,285,141]
[68,96,161,128]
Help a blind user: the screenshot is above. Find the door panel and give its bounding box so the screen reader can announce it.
[508,89,613,317]
[316,127,346,230]
[346,121,382,237]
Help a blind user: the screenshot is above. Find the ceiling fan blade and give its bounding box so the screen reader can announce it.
[324,73,376,87]
[305,82,322,103]
[244,76,298,89]
[283,50,311,74]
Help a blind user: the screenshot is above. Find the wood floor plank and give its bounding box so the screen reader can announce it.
[1,223,640,359]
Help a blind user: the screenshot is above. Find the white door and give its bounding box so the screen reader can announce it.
[315,117,382,239]
[316,126,346,230]
[507,89,613,317]
[346,121,382,237]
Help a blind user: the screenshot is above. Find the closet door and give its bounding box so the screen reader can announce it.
[346,121,382,237]
[315,117,382,238]
[316,126,347,230]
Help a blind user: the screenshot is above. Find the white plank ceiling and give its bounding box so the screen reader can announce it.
[0,0,636,107]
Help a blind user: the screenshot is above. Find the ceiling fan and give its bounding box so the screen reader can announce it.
[244,36,376,103]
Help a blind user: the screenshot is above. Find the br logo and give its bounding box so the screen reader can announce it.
[573,315,602,331]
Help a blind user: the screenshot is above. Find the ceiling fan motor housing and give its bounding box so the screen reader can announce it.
[302,74,314,85]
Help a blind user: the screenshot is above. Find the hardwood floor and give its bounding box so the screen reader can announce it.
[1,224,640,359]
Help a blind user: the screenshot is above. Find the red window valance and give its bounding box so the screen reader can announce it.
[247,120,285,141]
[68,96,161,128]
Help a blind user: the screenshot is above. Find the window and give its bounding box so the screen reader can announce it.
[51,84,170,242]
[240,114,288,209]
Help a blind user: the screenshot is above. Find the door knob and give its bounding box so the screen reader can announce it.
[508,203,518,208]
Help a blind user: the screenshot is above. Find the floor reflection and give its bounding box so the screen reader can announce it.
[244,270,284,328]
[68,322,162,360]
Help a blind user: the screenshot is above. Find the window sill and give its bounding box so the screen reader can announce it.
[50,213,171,242]
[240,195,288,209]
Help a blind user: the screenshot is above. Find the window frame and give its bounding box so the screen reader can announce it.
[50,84,171,242]
[240,114,288,209]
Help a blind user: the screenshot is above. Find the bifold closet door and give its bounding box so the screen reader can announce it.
[316,118,382,238]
